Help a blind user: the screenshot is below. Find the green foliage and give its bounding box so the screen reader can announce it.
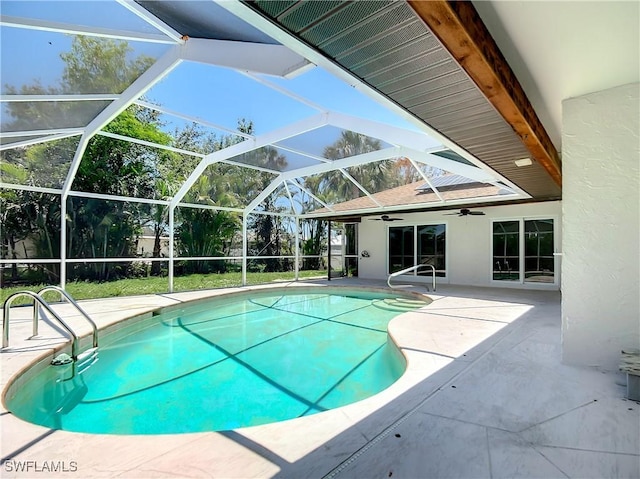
[0,137,79,188]
[60,36,154,94]
[176,208,240,274]
[318,131,384,200]
[67,96,170,281]
[1,37,162,284]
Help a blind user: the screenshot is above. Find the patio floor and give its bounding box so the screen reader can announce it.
[1,280,638,478]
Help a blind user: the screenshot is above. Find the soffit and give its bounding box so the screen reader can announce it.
[244,0,562,201]
[473,0,640,152]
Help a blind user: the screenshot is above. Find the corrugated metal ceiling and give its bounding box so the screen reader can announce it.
[246,0,562,201]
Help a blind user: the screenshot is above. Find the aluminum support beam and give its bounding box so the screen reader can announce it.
[114,0,185,43]
[181,38,311,78]
[0,14,178,44]
[170,113,328,208]
[242,215,248,286]
[168,206,175,293]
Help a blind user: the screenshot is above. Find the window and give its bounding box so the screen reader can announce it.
[524,219,555,283]
[344,223,358,277]
[493,221,520,281]
[388,226,414,273]
[418,224,446,277]
[492,219,555,283]
[389,224,446,277]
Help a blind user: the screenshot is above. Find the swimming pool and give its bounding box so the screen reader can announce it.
[4,288,430,435]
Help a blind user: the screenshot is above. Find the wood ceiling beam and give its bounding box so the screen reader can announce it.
[408,0,562,187]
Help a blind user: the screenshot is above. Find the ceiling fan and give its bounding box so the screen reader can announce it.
[445,208,485,217]
[370,214,404,222]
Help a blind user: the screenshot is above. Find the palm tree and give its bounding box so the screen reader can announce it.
[176,175,240,274]
[320,131,392,200]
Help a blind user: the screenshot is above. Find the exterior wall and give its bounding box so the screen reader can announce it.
[562,82,640,370]
[357,200,562,289]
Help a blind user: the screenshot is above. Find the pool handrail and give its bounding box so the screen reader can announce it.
[37,286,98,349]
[2,291,80,360]
[388,264,436,292]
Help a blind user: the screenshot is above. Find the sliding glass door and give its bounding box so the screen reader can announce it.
[524,219,555,283]
[492,218,556,284]
[388,226,414,273]
[492,221,520,281]
[389,224,447,277]
[418,224,446,277]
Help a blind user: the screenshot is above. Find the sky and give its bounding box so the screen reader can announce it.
[1,0,425,144]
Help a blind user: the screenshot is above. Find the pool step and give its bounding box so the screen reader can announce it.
[53,347,99,382]
[76,347,99,375]
[372,298,428,312]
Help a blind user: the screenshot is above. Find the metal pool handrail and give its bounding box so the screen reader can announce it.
[388,264,436,292]
[2,291,80,360]
[37,286,98,349]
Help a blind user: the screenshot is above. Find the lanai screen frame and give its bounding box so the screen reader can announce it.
[0,0,528,293]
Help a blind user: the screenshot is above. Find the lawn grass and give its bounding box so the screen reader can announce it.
[1,270,328,306]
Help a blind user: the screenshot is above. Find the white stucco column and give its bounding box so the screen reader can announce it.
[562,82,640,369]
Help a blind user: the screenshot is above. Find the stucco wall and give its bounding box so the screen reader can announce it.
[357,201,562,289]
[562,82,640,370]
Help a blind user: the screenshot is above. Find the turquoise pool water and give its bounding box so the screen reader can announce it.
[6,289,428,435]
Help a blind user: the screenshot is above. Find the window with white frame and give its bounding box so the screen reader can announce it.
[492,219,555,283]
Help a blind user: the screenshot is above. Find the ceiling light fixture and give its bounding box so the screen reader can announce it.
[514,158,533,167]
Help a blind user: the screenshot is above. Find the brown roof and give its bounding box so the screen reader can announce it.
[316,180,506,214]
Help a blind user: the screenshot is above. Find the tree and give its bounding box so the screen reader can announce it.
[176,176,240,274]
[0,168,31,282]
[321,131,384,199]
[289,132,386,272]
[61,36,154,94]
[1,145,70,283]
[174,120,254,274]
[1,37,162,284]
[243,146,290,272]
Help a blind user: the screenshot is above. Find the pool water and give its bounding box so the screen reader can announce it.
[6,290,427,434]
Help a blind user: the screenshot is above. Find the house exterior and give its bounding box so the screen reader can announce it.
[355,200,561,290]
[320,175,562,290]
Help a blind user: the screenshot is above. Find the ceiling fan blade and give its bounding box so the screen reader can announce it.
[369,214,405,221]
[444,208,485,216]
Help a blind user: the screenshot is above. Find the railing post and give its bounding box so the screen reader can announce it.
[32,303,39,337]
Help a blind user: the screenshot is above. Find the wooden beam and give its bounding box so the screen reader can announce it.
[408,0,562,187]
